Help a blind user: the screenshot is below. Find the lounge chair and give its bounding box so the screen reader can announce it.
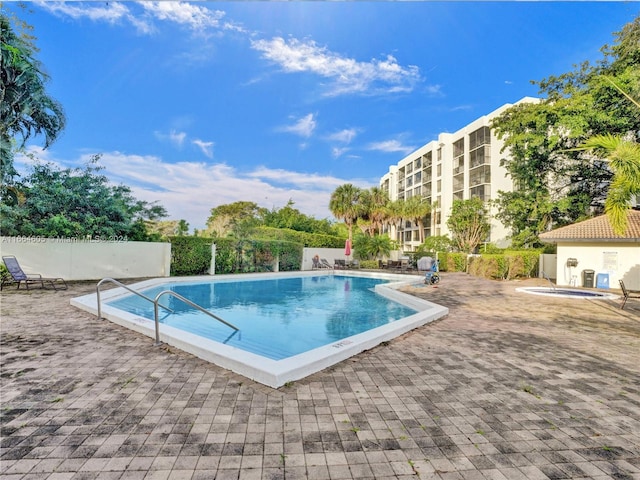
[1,256,68,291]
[334,259,346,269]
[619,280,640,310]
[320,258,333,269]
[312,256,332,269]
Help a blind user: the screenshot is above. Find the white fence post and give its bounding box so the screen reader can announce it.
[210,243,216,275]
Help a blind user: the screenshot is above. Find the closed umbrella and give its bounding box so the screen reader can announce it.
[345,239,351,260]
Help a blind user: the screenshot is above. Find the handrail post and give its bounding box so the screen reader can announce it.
[154,301,161,346]
[152,290,239,346]
[96,285,103,319]
[95,277,174,321]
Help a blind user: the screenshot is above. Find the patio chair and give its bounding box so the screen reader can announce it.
[619,280,640,310]
[334,259,346,269]
[320,258,333,269]
[1,256,68,291]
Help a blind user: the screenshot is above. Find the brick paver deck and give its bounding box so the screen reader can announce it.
[1,273,639,479]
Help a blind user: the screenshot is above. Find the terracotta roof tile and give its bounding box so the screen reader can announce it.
[539,209,640,242]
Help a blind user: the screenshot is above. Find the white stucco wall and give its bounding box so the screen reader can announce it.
[555,242,640,290]
[0,237,171,280]
[302,247,354,270]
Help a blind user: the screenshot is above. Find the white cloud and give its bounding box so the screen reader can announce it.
[251,37,421,96]
[192,139,214,158]
[367,139,415,155]
[138,1,226,31]
[279,113,317,138]
[327,128,358,144]
[154,130,187,148]
[331,147,349,159]
[16,148,370,229]
[36,1,238,35]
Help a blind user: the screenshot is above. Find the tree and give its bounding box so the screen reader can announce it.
[261,199,334,235]
[1,11,65,189]
[401,195,432,244]
[352,233,393,261]
[446,198,491,253]
[0,155,167,239]
[381,199,404,241]
[418,235,452,254]
[358,186,389,236]
[205,201,265,238]
[146,219,190,238]
[329,184,363,242]
[573,77,640,235]
[491,15,640,243]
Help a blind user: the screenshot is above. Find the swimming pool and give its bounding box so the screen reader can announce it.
[71,271,448,388]
[516,287,619,300]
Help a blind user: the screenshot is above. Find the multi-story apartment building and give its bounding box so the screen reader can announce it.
[380,97,538,252]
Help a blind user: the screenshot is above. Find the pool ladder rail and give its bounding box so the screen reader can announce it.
[96,278,239,346]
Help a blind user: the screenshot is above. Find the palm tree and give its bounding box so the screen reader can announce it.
[576,77,640,235]
[329,184,363,242]
[365,186,390,236]
[382,199,405,243]
[1,13,66,185]
[402,195,432,244]
[578,134,640,235]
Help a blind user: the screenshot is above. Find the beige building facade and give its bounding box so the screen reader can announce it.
[380,97,538,252]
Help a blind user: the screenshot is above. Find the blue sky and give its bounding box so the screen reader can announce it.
[7,1,639,231]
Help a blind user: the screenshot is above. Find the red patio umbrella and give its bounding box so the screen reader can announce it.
[345,239,351,258]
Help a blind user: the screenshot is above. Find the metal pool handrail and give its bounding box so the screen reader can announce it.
[96,277,174,319]
[153,290,239,346]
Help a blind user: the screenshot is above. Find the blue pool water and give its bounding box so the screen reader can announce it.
[108,275,417,360]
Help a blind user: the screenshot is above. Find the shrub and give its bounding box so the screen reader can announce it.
[359,260,379,269]
[466,251,540,280]
[169,236,214,275]
[0,263,12,285]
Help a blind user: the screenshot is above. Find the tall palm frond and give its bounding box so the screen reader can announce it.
[576,134,640,235]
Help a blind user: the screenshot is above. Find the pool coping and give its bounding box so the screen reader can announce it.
[71,270,449,388]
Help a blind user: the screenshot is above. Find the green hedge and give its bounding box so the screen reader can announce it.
[169,236,214,276]
[252,226,344,248]
[359,260,379,269]
[169,236,303,275]
[467,251,539,280]
[436,252,467,272]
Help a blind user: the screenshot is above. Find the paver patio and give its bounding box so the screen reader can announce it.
[1,272,639,479]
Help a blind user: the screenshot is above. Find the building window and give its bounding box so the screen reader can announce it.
[453,138,464,158]
[423,151,432,167]
[469,165,491,186]
[470,145,490,168]
[469,185,490,201]
[437,164,441,177]
[469,126,491,150]
[453,176,464,191]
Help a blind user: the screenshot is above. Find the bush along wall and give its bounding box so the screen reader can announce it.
[169,236,214,276]
[170,237,303,275]
[436,252,468,273]
[467,251,539,280]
